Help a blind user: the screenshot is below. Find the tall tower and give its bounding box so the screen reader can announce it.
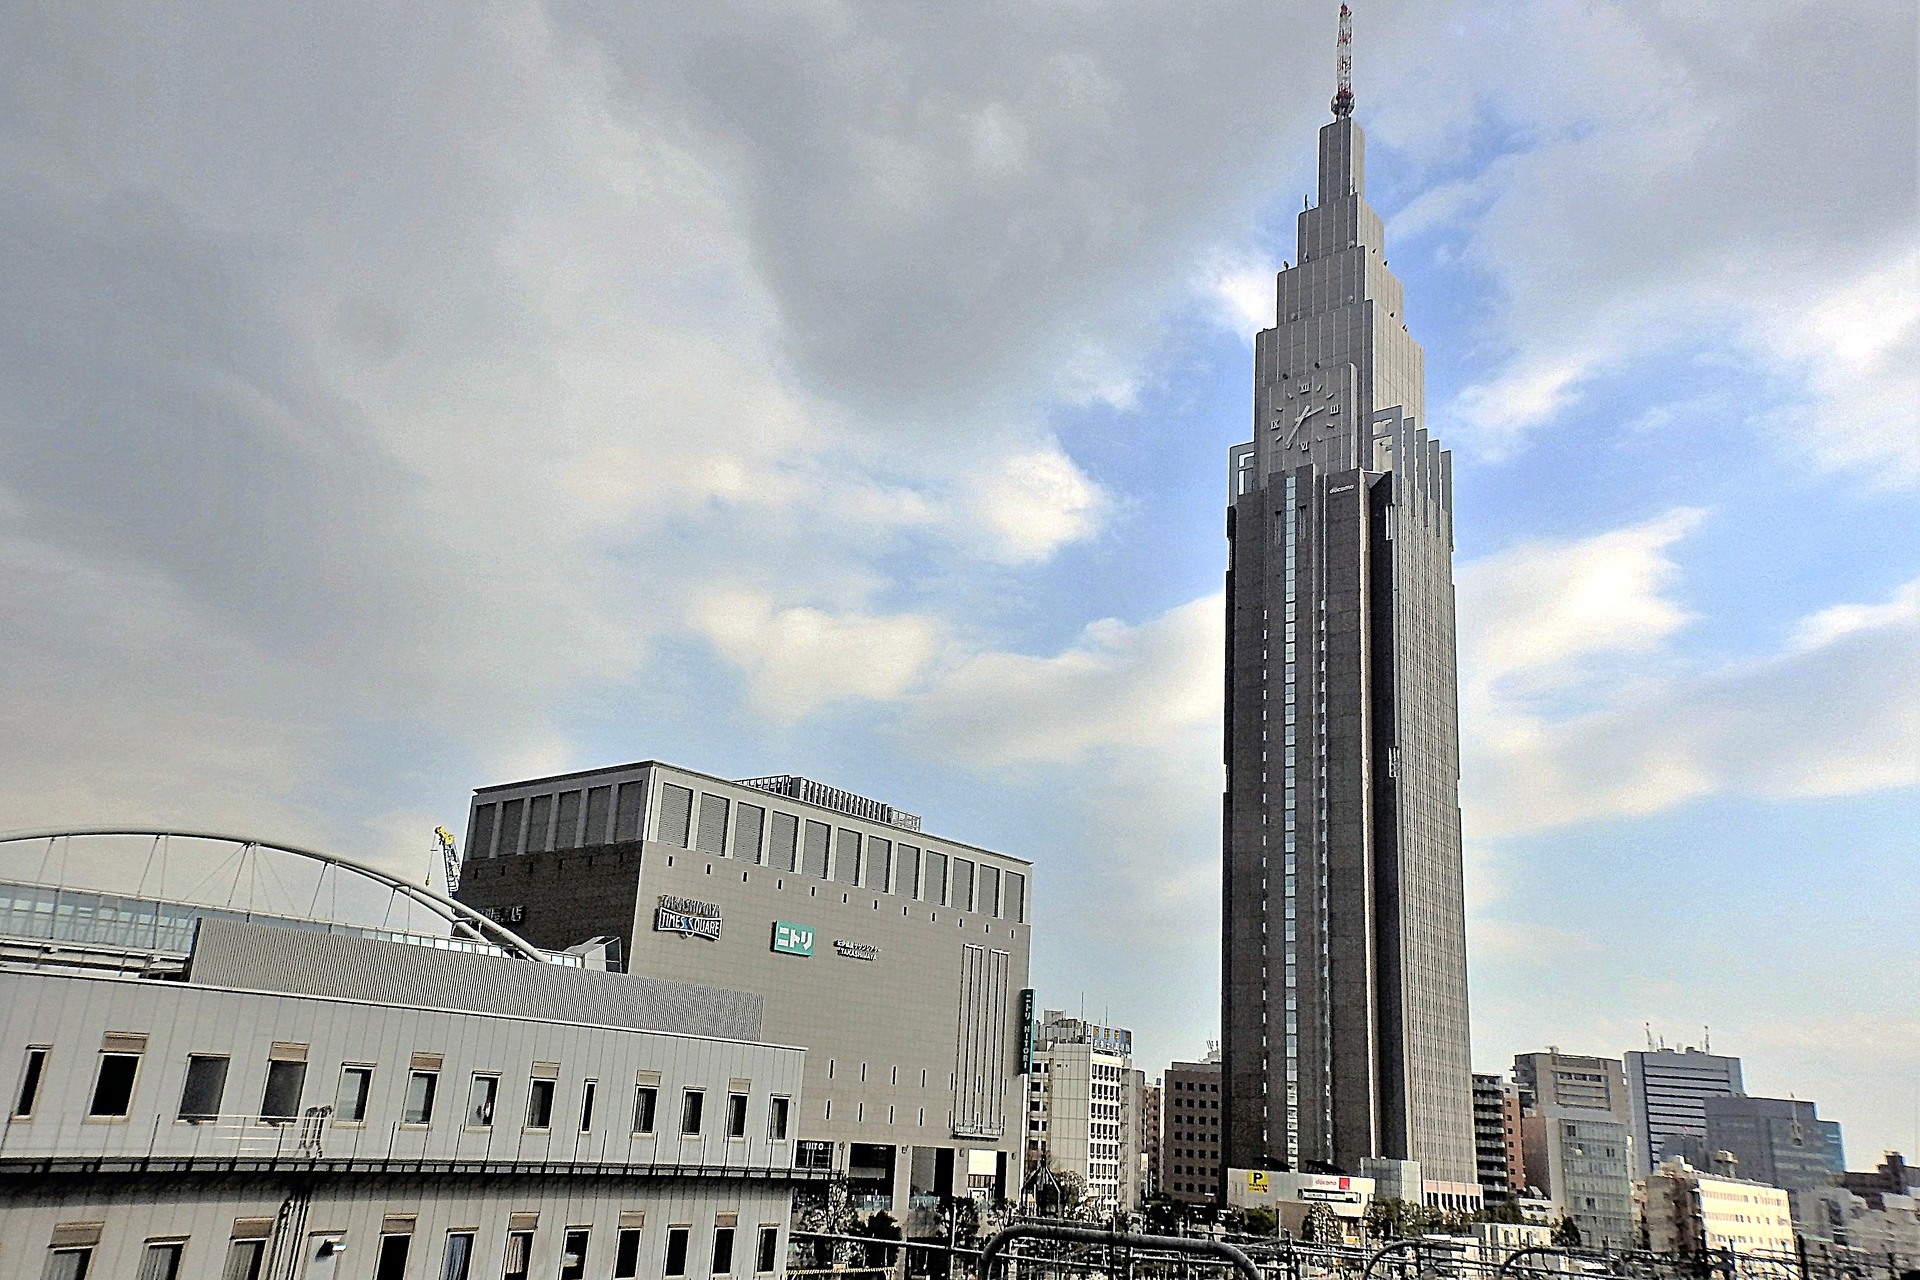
[1220,28,1476,1189]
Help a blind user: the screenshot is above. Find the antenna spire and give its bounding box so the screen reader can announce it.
[1332,4,1354,118]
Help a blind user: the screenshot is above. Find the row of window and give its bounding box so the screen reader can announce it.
[38,1218,779,1280]
[471,785,1027,923]
[13,1042,792,1144]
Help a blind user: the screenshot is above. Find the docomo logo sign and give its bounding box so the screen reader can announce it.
[655,894,722,941]
[771,921,814,956]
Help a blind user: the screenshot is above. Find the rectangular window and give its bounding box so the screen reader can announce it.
[769,812,799,871]
[14,1046,47,1118]
[89,1052,140,1117]
[659,783,694,847]
[554,789,583,850]
[374,1235,411,1280]
[223,1240,264,1280]
[440,1233,473,1280]
[632,1085,658,1133]
[467,1074,498,1128]
[833,828,861,885]
[727,1092,748,1138]
[498,797,525,857]
[404,1070,438,1125]
[502,1231,533,1280]
[924,852,947,905]
[979,864,1000,917]
[614,779,647,842]
[866,837,892,892]
[1005,872,1026,922]
[614,1229,643,1279]
[178,1054,229,1122]
[560,1229,590,1280]
[579,1080,597,1132]
[951,858,975,911]
[526,1078,555,1130]
[335,1066,373,1122]
[768,1096,790,1140]
[137,1243,182,1280]
[756,1227,779,1275]
[802,821,831,878]
[894,845,919,897]
[584,785,612,844]
[665,1227,691,1278]
[260,1059,307,1123]
[471,803,497,858]
[696,793,729,855]
[526,793,555,853]
[681,1089,704,1135]
[711,1227,735,1276]
[733,803,765,862]
[44,1250,91,1280]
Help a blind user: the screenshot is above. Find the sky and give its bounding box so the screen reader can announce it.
[1,1,1916,1161]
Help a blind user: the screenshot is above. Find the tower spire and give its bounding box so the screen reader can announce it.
[1332,4,1354,118]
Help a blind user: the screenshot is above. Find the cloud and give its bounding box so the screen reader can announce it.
[690,589,942,722]
[966,446,1110,564]
[1461,517,1920,835]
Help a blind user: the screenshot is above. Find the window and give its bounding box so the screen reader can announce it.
[733,803,765,862]
[681,1089,704,1135]
[834,828,861,884]
[260,1059,307,1123]
[44,1248,91,1280]
[802,821,830,878]
[440,1232,474,1280]
[374,1235,411,1280]
[502,1231,533,1280]
[178,1055,229,1122]
[768,812,799,871]
[579,1080,597,1132]
[756,1227,779,1275]
[697,793,729,855]
[727,1093,748,1138]
[893,845,919,898]
[951,858,975,911]
[768,1096,790,1140]
[615,1230,642,1279]
[659,783,694,847]
[404,1070,438,1125]
[711,1227,735,1276]
[14,1046,47,1118]
[924,852,947,905]
[560,1229,590,1280]
[136,1243,182,1280]
[467,1075,498,1128]
[1005,872,1026,922]
[632,1085,658,1133]
[222,1241,264,1280]
[526,1078,555,1130]
[89,1053,140,1117]
[664,1227,691,1278]
[335,1066,373,1123]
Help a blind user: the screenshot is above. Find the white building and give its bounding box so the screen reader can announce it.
[0,829,818,1280]
[1645,1160,1795,1259]
[1794,1186,1920,1265]
[1024,1012,1141,1217]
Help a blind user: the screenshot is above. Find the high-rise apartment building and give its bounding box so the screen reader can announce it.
[1221,67,1474,1191]
[1473,1072,1522,1201]
[1164,1057,1224,1204]
[1703,1096,1845,1193]
[1625,1047,1744,1177]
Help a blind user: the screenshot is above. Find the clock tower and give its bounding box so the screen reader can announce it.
[1220,78,1477,1192]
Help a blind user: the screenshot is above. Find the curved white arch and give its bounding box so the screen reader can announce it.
[0,826,548,962]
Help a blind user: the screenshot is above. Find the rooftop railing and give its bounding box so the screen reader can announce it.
[735,776,923,832]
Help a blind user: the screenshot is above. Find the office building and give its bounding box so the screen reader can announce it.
[0,832,811,1280]
[1625,1046,1743,1177]
[1838,1151,1918,1206]
[1220,50,1475,1194]
[1703,1095,1844,1193]
[1511,1051,1633,1249]
[459,761,1032,1222]
[1472,1072,1522,1201]
[1645,1161,1795,1258]
[1024,1012,1142,1216]
[1163,1056,1223,1204]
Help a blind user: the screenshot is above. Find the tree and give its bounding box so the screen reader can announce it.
[1552,1216,1583,1248]
[1243,1207,1279,1236]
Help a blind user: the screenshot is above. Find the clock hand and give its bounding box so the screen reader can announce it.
[1294,403,1323,429]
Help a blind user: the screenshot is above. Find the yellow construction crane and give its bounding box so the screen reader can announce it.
[434,826,460,896]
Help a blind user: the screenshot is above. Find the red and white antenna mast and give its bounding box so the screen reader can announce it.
[1332,4,1354,118]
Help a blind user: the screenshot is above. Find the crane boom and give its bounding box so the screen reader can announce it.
[1332,4,1354,118]
[434,826,460,895]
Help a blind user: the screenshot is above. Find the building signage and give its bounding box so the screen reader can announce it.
[832,939,879,961]
[1246,1170,1270,1195]
[654,894,722,941]
[1019,988,1036,1074]
[482,905,526,924]
[771,921,814,956]
[1298,1187,1363,1203]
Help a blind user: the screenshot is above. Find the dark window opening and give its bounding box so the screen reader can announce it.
[756,1227,779,1275]
[727,1092,748,1138]
[633,1085,657,1133]
[89,1052,139,1117]
[374,1235,411,1280]
[560,1229,589,1280]
[665,1227,691,1278]
[14,1047,47,1118]
[260,1059,307,1123]
[178,1054,230,1121]
[615,1229,642,1279]
[527,1078,555,1130]
[712,1227,735,1276]
[681,1089,704,1135]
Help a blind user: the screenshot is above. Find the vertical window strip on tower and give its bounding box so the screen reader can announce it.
[1281,474,1300,1164]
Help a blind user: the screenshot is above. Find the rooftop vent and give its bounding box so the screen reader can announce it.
[734,776,922,833]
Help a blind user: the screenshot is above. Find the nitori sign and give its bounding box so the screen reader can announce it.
[771,921,814,957]
[654,895,722,941]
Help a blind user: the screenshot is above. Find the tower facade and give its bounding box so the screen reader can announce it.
[1221,107,1475,1187]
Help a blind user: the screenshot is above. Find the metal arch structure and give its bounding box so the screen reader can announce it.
[0,825,549,962]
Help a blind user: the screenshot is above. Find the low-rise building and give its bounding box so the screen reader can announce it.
[1645,1161,1795,1259]
[1794,1185,1920,1264]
